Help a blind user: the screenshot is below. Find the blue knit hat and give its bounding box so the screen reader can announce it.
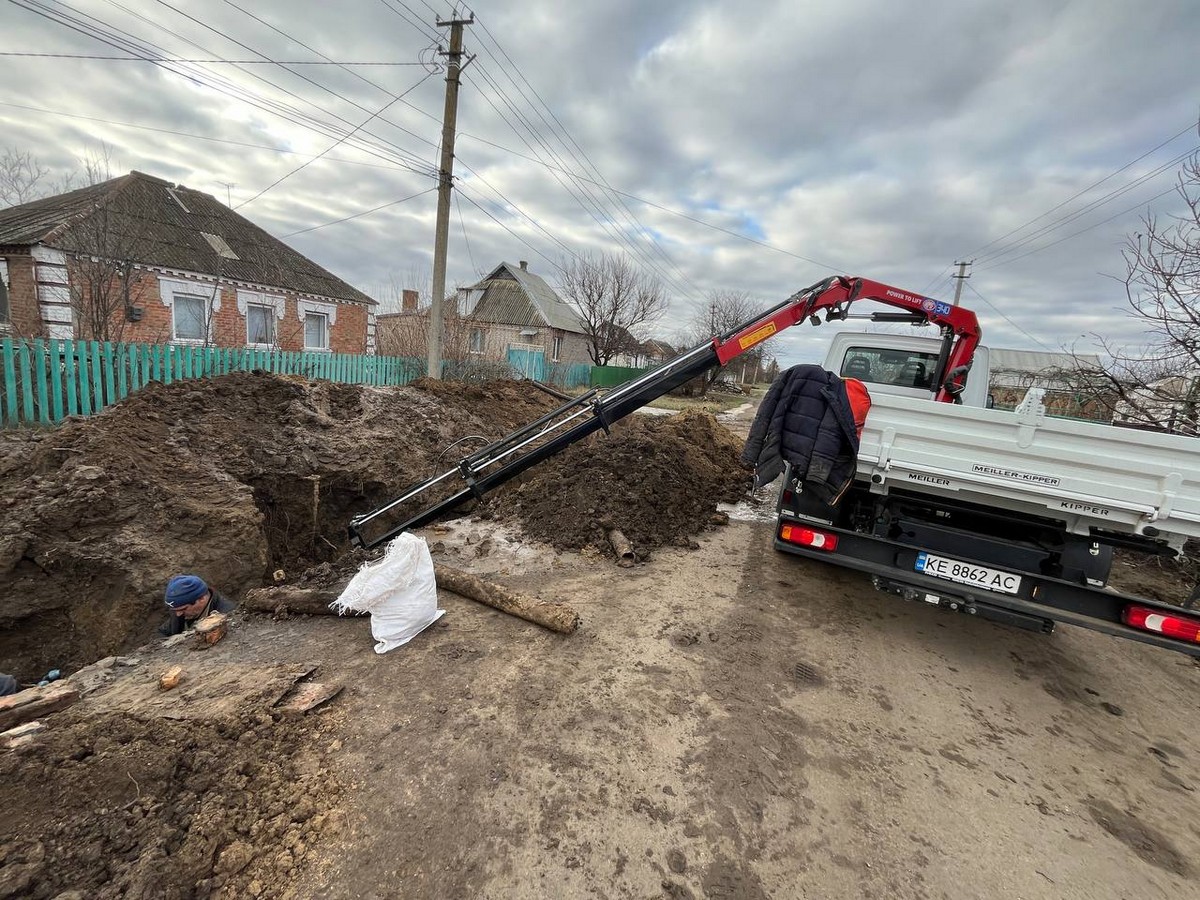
[165,574,209,609]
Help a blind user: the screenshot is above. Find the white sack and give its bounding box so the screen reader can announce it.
[331,533,444,654]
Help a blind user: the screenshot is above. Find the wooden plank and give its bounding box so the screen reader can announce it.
[33,339,50,424]
[63,339,78,416]
[89,340,103,411]
[102,341,116,407]
[128,344,138,392]
[276,682,342,715]
[116,342,128,400]
[18,339,35,423]
[1,338,17,425]
[0,683,80,731]
[77,342,93,416]
[48,339,64,423]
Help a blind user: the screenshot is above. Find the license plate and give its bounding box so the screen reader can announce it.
[914,552,1021,595]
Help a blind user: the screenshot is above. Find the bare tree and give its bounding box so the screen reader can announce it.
[558,253,669,366]
[686,289,772,394]
[0,147,50,207]
[61,201,152,343]
[1069,150,1200,435]
[1,142,117,206]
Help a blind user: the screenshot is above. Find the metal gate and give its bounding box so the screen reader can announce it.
[506,344,546,381]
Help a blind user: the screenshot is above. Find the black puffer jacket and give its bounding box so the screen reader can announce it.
[741,365,862,502]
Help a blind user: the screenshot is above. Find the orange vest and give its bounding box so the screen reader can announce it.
[842,378,872,439]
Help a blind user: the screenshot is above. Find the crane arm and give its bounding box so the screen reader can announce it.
[348,275,983,549]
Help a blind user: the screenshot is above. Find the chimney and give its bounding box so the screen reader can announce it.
[519,260,528,271]
[402,289,419,312]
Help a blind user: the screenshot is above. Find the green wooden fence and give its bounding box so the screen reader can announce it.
[0,337,423,428]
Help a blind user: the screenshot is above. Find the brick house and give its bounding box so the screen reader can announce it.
[0,171,377,353]
[458,261,591,378]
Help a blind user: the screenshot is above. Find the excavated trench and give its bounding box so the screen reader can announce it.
[0,373,753,680]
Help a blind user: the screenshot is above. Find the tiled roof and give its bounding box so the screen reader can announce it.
[466,262,585,333]
[0,171,375,305]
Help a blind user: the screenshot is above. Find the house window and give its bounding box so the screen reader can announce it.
[469,327,484,353]
[173,294,208,341]
[0,259,10,324]
[247,304,276,346]
[552,334,563,362]
[304,312,329,350]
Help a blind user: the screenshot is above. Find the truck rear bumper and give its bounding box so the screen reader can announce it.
[775,515,1200,658]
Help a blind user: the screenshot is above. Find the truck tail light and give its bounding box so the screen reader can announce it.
[1122,605,1200,643]
[779,524,839,552]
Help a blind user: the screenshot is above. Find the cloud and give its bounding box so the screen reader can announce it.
[0,0,1196,368]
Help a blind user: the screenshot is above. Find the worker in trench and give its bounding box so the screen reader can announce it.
[159,574,236,637]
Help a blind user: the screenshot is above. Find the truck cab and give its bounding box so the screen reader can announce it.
[823,332,992,408]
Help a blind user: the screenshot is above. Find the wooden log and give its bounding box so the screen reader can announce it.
[193,611,229,648]
[2,721,45,751]
[243,567,580,635]
[0,683,80,731]
[242,586,359,617]
[433,564,580,634]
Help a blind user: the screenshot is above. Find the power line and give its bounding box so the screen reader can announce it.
[455,164,582,263]
[220,0,445,127]
[0,51,432,64]
[12,0,438,176]
[0,100,418,172]
[977,182,1181,272]
[236,69,436,209]
[962,122,1199,261]
[471,15,706,297]
[964,282,1052,350]
[145,0,440,166]
[975,145,1198,266]
[454,189,479,276]
[468,61,698,298]
[455,129,847,270]
[281,186,437,237]
[376,0,444,42]
[457,190,564,273]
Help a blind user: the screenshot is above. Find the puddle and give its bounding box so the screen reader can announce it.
[718,481,780,523]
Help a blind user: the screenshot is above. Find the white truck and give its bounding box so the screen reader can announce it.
[772,331,1200,656]
[351,274,1200,658]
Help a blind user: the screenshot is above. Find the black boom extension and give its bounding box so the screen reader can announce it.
[347,341,720,549]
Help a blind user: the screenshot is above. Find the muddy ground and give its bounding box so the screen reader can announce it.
[0,375,746,678]
[3,381,1199,899]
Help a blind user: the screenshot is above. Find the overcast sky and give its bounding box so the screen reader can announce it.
[1,0,1197,366]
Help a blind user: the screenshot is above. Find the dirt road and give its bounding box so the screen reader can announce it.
[5,391,1199,899]
[214,515,1198,899]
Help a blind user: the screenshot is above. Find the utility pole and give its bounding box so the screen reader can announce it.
[219,181,235,207]
[951,259,972,306]
[426,14,474,380]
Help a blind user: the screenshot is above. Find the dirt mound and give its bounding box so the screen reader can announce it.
[488,410,750,554]
[0,711,341,900]
[0,373,557,678]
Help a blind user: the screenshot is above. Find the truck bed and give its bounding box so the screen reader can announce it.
[857,390,1200,545]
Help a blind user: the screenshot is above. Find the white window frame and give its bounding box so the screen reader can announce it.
[469,327,485,354]
[237,289,286,349]
[552,334,563,362]
[159,276,220,345]
[297,298,337,352]
[172,294,211,343]
[304,311,330,351]
[246,304,277,348]
[0,258,10,326]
